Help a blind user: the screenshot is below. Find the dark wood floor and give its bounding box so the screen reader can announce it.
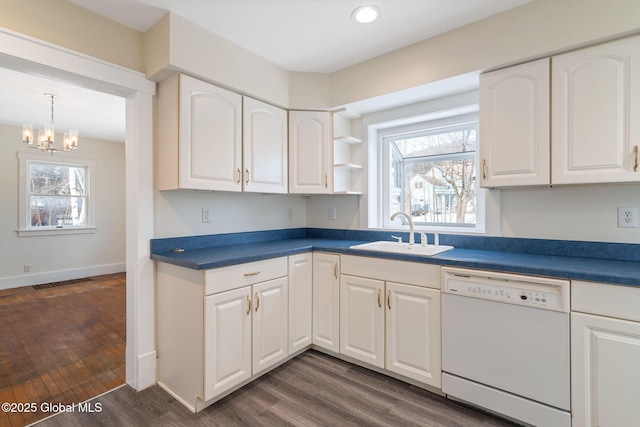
[0,273,126,427]
[37,350,517,427]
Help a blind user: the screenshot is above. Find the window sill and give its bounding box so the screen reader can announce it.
[17,227,97,237]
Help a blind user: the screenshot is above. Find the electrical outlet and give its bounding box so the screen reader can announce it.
[24,264,31,273]
[288,208,293,221]
[329,207,337,220]
[617,207,638,228]
[202,207,211,223]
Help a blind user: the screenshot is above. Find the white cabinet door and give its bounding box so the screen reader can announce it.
[289,110,332,194]
[243,97,288,193]
[204,286,251,401]
[312,252,340,352]
[252,277,288,375]
[340,275,384,368]
[288,253,313,354]
[386,282,441,388]
[571,312,640,427]
[178,74,242,191]
[552,36,640,184]
[479,58,550,187]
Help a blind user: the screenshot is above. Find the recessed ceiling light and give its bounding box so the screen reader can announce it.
[351,5,379,24]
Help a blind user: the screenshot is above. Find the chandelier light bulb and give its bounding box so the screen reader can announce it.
[22,93,79,155]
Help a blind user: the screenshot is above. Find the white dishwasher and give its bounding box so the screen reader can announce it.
[441,267,571,427]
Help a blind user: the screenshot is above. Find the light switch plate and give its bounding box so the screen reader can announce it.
[329,207,337,220]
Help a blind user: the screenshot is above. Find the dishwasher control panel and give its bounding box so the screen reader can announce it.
[442,267,570,312]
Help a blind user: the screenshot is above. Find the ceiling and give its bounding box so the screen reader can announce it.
[1,0,532,142]
[67,0,532,73]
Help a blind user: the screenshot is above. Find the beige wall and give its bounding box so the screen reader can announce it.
[0,0,144,72]
[3,1,640,244]
[0,124,126,287]
[328,0,640,107]
[3,0,640,109]
[145,13,290,107]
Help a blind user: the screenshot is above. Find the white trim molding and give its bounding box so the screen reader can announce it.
[0,262,125,290]
[17,152,97,237]
[0,25,156,392]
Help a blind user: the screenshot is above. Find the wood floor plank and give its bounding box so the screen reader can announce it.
[0,273,125,427]
[36,351,517,427]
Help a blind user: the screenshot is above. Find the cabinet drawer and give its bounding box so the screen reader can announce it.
[341,255,440,289]
[572,280,640,322]
[205,257,288,295]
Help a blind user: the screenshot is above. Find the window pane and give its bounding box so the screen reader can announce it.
[29,163,86,196]
[400,158,477,225]
[387,120,478,227]
[393,125,477,159]
[30,196,87,226]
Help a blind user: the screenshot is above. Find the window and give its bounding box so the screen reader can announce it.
[369,109,484,232]
[18,152,95,236]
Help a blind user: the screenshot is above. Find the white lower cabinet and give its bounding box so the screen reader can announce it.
[288,253,313,354]
[157,251,445,413]
[340,275,384,367]
[251,277,289,375]
[386,282,441,386]
[339,255,442,389]
[571,281,640,427]
[312,252,340,352]
[157,257,290,412]
[204,287,251,400]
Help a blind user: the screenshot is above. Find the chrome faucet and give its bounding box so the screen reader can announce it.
[390,212,415,245]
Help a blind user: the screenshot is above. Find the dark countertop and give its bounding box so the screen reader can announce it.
[151,237,640,287]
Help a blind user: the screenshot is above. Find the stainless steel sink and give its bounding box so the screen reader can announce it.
[349,241,454,256]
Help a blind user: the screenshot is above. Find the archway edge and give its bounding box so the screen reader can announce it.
[0,26,157,391]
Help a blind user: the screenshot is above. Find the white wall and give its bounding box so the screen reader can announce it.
[0,124,126,288]
[306,184,640,244]
[154,190,306,238]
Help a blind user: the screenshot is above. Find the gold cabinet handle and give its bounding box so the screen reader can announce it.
[245,168,250,185]
[634,145,639,172]
[244,271,260,277]
[255,292,260,312]
[482,159,487,180]
[377,289,382,308]
[333,263,338,279]
[236,168,242,184]
[387,290,391,310]
[246,295,251,315]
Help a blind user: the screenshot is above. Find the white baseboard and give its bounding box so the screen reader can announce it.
[0,262,125,290]
[133,350,157,391]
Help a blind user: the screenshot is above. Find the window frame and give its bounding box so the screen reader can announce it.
[17,152,96,237]
[368,108,487,234]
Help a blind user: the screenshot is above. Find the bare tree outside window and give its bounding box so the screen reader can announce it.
[389,122,477,227]
[29,162,87,227]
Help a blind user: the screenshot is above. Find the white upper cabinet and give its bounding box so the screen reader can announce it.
[289,110,332,194]
[480,58,550,187]
[157,74,242,191]
[242,97,288,193]
[552,35,640,184]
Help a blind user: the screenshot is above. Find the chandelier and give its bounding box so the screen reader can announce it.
[22,93,78,154]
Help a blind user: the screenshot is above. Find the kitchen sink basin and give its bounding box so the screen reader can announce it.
[349,241,454,256]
